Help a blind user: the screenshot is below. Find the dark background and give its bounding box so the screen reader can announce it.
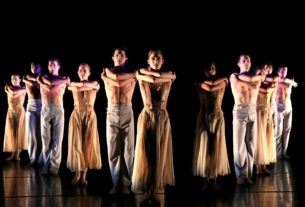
[0,2,304,190]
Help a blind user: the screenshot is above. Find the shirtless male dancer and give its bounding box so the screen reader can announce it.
[230,54,264,184]
[23,62,42,165]
[275,66,297,159]
[101,48,136,194]
[37,58,70,175]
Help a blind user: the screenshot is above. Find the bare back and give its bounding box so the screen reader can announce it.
[230,73,260,105]
[104,80,136,104]
[24,75,41,100]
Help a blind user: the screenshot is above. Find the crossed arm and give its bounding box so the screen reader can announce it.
[136,68,176,83]
[259,83,276,93]
[230,73,258,90]
[200,77,228,92]
[104,68,136,80]
[37,75,70,91]
[269,76,298,88]
[101,69,136,87]
[238,72,265,82]
[68,81,100,91]
[5,85,26,98]
[23,74,37,86]
[280,78,298,87]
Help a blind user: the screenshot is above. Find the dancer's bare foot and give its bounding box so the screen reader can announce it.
[15,155,20,161]
[71,172,81,185]
[80,178,88,185]
[15,151,21,160]
[6,153,15,161]
[236,176,244,185]
[211,182,221,191]
[109,186,119,194]
[80,169,88,185]
[210,179,220,191]
[244,178,254,185]
[201,179,209,191]
[122,186,131,194]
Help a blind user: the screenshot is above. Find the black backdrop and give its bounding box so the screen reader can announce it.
[0,3,304,189]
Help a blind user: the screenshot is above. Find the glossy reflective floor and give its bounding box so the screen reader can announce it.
[0,157,303,207]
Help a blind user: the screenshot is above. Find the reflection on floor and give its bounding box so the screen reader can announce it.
[0,159,301,207]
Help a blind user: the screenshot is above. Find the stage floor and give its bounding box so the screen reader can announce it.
[0,157,302,207]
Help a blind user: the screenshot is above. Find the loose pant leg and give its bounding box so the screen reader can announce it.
[121,108,134,186]
[40,105,64,172]
[282,110,292,155]
[276,100,293,156]
[27,104,41,164]
[50,107,64,172]
[233,105,257,179]
[106,108,120,186]
[40,107,52,171]
[245,111,257,178]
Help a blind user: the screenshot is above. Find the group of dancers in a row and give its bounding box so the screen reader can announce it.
[3,48,297,196]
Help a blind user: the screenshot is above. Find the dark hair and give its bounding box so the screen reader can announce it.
[277,65,288,72]
[148,49,163,59]
[48,58,60,65]
[11,74,20,79]
[31,61,42,71]
[260,61,273,68]
[203,62,216,72]
[238,54,250,62]
[113,47,128,57]
[202,62,217,81]
[79,63,91,72]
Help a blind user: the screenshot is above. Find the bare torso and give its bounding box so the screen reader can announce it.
[25,75,41,100]
[230,73,260,105]
[40,75,67,105]
[104,80,136,104]
[276,82,292,102]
